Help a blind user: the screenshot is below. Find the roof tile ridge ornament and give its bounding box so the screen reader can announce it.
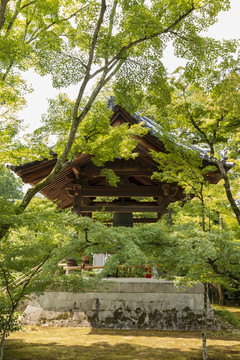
[107,96,116,111]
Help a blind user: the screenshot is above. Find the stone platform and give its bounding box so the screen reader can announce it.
[22,278,220,330]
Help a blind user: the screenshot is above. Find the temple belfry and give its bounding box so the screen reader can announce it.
[12,102,228,224]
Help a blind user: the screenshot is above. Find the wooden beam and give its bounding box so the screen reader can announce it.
[72,166,81,179]
[105,218,160,223]
[67,185,164,197]
[74,202,167,213]
[133,217,161,223]
[91,200,160,206]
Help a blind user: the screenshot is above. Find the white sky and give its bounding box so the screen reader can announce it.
[19,0,240,133]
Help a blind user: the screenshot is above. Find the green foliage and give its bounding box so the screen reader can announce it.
[151,133,205,198]
[214,308,240,330]
[0,0,235,167]
[0,201,105,349]
[0,116,23,166]
[0,294,22,338]
[58,213,240,291]
[100,169,120,187]
[143,58,240,230]
[0,167,23,200]
[153,63,240,158]
[40,94,147,164]
[1,199,240,353]
[0,167,23,239]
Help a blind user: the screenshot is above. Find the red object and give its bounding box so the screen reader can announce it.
[145,267,152,278]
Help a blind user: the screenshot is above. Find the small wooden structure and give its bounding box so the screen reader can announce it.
[12,102,228,223]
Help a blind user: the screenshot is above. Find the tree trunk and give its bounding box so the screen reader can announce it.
[200,191,206,232]
[217,285,224,305]
[201,206,206,232]
[216,160,240,226]
[222,175,240,226]
[0,332,5,360]
[0,307,15,360]
[168,210,173,226]
[0,0,9,30]
[202,283,208,360]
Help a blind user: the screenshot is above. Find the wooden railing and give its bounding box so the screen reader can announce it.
[58,263,154,277]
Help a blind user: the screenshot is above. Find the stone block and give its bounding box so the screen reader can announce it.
[21,279,219,331]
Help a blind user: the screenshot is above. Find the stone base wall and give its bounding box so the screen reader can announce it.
[21,278,220,331]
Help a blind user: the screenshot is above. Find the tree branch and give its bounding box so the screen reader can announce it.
[210,118,220,154]
[169,30,192,42]
[2,60,14,81]
[0,0,9,30]
[209,111,228,153]
[5,0,22,35]
[77,62,123,125]
[90,4,195,80]
[18,158,74,212]
[72,0,106,121]
[104,0,118,64]
[17,6,114,214]
[182,89,212,151]
[206,257,240,283]
[18,62,121,213]
[105,4,195,68]
[213,159,240,226]
[26,7,85,44]
[87,0,106,69]
[17,258,48,301]
[1,4,85,82]
[5,0,37,35]
[55,50,87,69]
[0,263,14,305]
[20,0,36,11]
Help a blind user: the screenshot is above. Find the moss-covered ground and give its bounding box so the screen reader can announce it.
[4,307,240,360]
